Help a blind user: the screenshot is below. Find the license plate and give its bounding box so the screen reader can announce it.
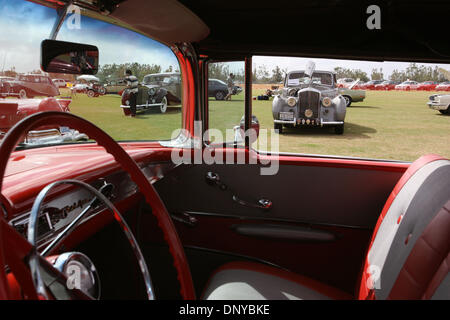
[59,126,70,133]
[279,112,294,121]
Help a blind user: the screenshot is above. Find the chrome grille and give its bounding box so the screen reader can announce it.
[298,90,320,118]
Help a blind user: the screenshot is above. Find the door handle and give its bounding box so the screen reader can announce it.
[232,195,272,211]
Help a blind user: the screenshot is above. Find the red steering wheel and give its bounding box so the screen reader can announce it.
[0,111,195,300]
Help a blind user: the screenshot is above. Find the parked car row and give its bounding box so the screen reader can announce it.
[352,80,450,91]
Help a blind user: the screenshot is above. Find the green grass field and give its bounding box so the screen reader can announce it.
[64,89,450,162]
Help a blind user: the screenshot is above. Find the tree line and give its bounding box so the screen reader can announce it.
[3,62,448,84]
[334,63,448,83]
[96,63,178,83]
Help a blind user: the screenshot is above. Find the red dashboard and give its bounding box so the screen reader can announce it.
[1,142,176,252]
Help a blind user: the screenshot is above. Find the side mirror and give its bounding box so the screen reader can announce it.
[41,39,99,75]
[234,115,260,144]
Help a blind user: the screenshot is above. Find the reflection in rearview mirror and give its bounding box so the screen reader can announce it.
[41,39,99,75]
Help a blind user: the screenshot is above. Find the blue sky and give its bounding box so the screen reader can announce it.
[0,0,179,73]
[1,0,448,78]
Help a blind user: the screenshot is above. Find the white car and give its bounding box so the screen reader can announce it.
[336,78,355,88]
[71,83,89,93]
[395,80,419,90]
[52,78,67,88]
[427,94,450,114]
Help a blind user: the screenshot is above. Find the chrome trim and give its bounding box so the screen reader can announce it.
[255,150,409,164]
[321,121,344,125]
[49,1,72,40]
[120,103,164,109]
[274,119,296,124]
[182,211,372,230]
[427,102,448,110]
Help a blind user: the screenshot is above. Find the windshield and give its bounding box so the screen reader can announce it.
[286,71,333,87]
[143,74,179,85]
[0,0,183,148]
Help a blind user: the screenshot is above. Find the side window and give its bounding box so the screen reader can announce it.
[55,12,183,141]
[208,61,245,145]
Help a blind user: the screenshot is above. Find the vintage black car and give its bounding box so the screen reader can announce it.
[121,84,170,114]
[208,78,242,100]
[272,63,347,134]
[103,78,127,94]
[142,72,182,105]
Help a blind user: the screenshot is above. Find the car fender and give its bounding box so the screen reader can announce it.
[155,88,168,102]
[272,95,285,119]
[334,95,347,121]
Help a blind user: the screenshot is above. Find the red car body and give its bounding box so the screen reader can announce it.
[435,82,450,91]
[360,80,383,90]
[374,81,399,90]
[0,97,71,133]
[417,81,438,91]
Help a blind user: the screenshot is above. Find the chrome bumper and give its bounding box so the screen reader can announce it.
[427,102,447,110]
[121,102,164,109]
[274,119,343,126]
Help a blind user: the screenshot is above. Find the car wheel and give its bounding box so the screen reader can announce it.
[87,90,95,98]
[274,123,283,134]
[215,91,225,100]
[343,95,352,107]
[98,87,106,95]
[334,124,344,135]
[159,96,168,113]
[439,105,449,115]
[19,89,27,99]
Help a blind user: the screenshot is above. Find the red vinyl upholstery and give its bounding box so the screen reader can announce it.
[204,155,450,300]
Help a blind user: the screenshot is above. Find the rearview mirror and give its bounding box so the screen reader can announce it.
[41,39,99,75]
[234,115,260,144]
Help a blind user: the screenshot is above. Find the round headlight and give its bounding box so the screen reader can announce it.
[148,88,156,96]
[322,97,332,107]
[305,109,313,118]
[287,97,297,107]
[288,88,297,96]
